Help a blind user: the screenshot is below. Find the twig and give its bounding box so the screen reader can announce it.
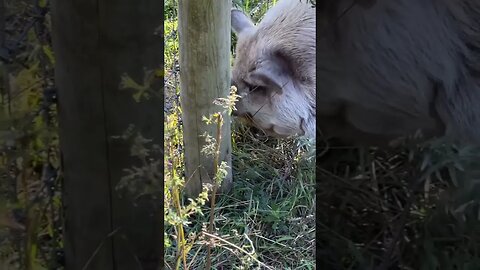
[205,113,223,270]
[375,173,423,270]
[81,228,121,270]
[203,232,274,270]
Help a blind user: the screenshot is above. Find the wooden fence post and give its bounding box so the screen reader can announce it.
[51,1,162,269]
[178,0,233,197]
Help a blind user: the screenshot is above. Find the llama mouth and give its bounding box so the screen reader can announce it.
[234,114,292,138]
[251,125,286,138]
[235,116,276,137]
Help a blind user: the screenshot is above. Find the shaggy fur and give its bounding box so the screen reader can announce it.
[231,0,316,138]
[233,0,480,146]
[316,0,480,145]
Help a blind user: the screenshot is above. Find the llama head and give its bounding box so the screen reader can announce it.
[230,4,316,138]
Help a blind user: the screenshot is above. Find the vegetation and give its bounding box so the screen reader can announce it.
[164,0,315,269]
[165,0,480,269]
[318,139,480,269]
[0,0,63,269]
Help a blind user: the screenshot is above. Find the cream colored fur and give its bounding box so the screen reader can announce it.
[231,0,316,139]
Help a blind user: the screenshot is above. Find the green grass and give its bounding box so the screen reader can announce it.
[163,0,315,269]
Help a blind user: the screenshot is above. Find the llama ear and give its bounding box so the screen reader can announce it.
[248,65,289,95]
[248,51,294,95]
[231,9,254,34]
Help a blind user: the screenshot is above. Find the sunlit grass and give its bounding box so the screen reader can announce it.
[163,0,316,268]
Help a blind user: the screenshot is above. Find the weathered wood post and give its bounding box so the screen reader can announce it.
[51,1,162,269]
[178,0,233,197]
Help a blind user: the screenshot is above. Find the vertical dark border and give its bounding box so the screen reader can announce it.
[315,1,321,268]
[315,2,356,268]
[160,0,165,269]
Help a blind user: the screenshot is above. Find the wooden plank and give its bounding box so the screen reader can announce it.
[51,1,113,268]
[178,0,233,197]
[51,0,162,269]
[98,1,162,269]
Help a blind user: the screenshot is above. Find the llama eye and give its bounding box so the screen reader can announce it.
[249,85,267,93]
